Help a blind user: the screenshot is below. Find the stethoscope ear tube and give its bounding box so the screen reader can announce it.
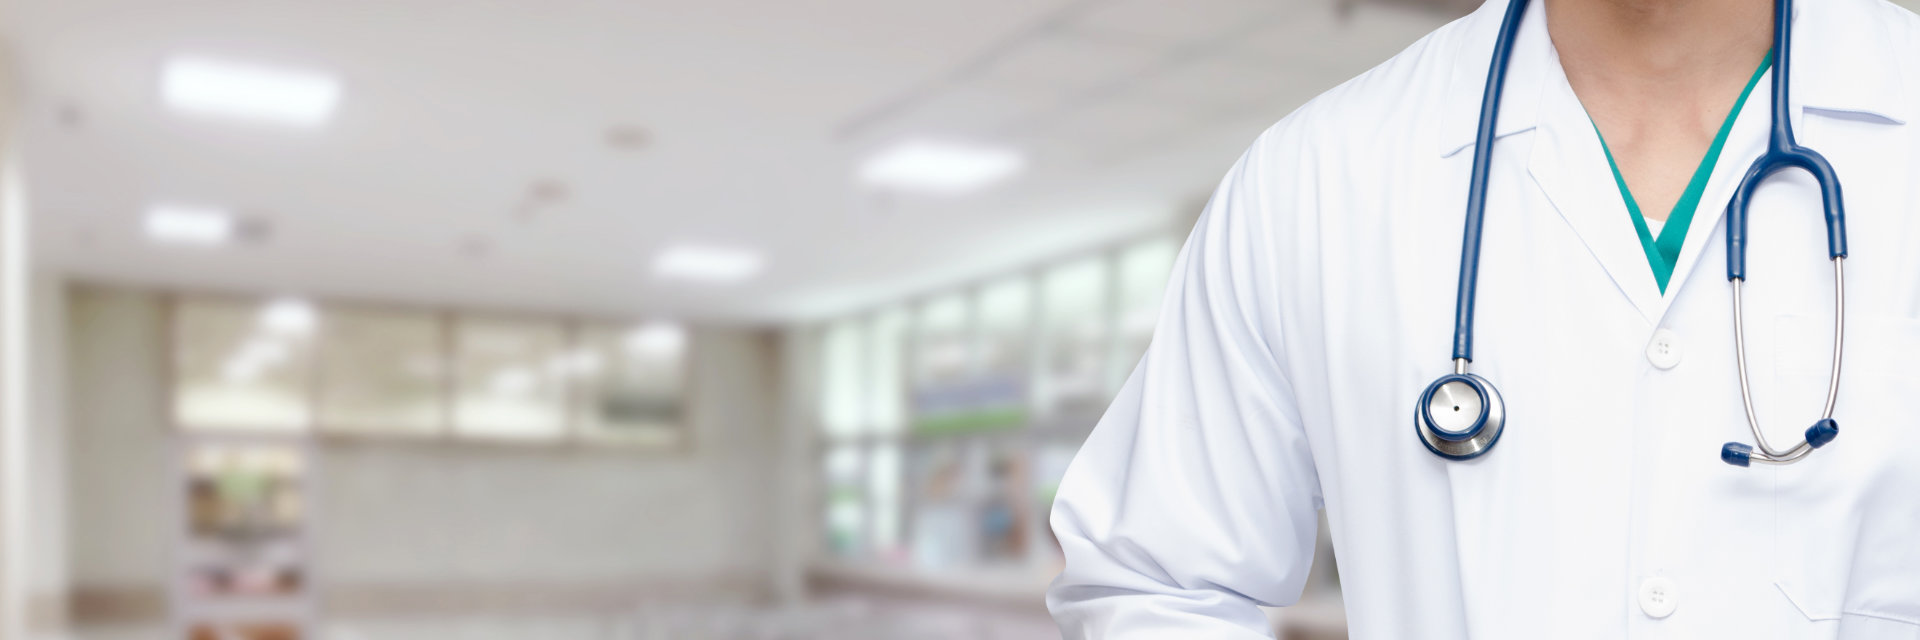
[1725,0,1848,284]
[1717,0,1848,467]
[1721,260,1845,466]
[1724,155,1849,281]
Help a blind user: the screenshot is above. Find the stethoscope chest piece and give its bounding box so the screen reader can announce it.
[1415,370,1506,460]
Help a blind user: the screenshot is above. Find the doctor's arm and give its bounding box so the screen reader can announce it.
[1046,142,1323,639]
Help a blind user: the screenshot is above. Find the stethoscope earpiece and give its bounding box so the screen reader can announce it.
[1720,419,1841,467]
[1720,442,1753,467]
[1806,419,1840,448]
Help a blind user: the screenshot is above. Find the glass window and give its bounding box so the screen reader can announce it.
[979,444,1033,563]
[904,282,1042,436]
[913,294,971,387]
[1036,258,1110,416]
[866,442,903,558]
[315,307,445,435]
[572,322,689,446]
[451,317,569,440]
[824,445,866,558]
[1116,237,1180,375]
[821,321,867,438]
[867,309,909,435]
[1030,440,1083,564]
[908,442,973,569]
[173,298,317,432]
[976,277,1032,380]
[913,294,995,435]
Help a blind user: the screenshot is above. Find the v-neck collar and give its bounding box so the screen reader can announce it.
[1439,0,1909,325]
[1591,53,1775,294]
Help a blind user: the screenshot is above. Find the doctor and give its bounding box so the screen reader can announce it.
[1047,0,1920,637]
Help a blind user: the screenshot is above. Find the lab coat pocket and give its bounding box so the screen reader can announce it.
[1771,314,1920,632]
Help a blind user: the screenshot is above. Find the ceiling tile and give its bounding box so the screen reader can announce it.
[855,83,1057,143]
[1121,56,1311,117]
[966,32,1165,99]
[1065,0,1292,46]
[1020,96,1200,164]
[1232,2,1446,72]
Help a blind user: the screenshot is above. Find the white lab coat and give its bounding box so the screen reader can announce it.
[1047,0,1920,638]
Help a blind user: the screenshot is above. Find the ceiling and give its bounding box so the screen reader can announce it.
[8,0,1454,324]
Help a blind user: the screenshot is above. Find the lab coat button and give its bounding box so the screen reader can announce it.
[1647,329,1683,369]
[1639,576,1678,618]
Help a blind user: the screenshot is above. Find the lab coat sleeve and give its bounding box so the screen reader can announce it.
[1047,135,1322,639]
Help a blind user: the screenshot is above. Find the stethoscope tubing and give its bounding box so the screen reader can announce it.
[1426,0,1848,466]
[1450,0,1534,363]
[1721,0,1848,466]
[1413,0,1531,462]
[1725,0,1847,280]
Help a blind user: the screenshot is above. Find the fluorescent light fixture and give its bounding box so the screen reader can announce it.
[653,244,763,283]
[259,298,318,337]
[623,322,687,357]
[144,205,235,246]
[162,57,342,127]
[858,140,1025,193]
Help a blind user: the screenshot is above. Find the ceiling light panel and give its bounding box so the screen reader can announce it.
[653,245,764,284]
[624,322,687,356]
[162,57,342,127]
[259,298,319,336]
[144,205,235,246]
[858,140,1026,194]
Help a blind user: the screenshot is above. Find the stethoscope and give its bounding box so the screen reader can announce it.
[1415,0,1847,466]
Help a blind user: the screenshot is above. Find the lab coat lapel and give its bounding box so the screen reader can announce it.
[1527,63,1664,321]
[1434,0,1547,159]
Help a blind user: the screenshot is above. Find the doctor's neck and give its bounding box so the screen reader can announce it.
[1545,0,1772,223]
[1545,0,1771,88]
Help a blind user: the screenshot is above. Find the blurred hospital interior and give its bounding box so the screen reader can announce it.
[14,0,1909,638]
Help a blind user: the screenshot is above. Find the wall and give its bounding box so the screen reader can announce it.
[770,327,819,604]
[0,37,32,639]
[26,272,69,634]
[65,284,783,624]
[313,327,782,606]
[66,285,170,601]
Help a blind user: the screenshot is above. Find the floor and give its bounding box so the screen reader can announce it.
[65,599,1062,640]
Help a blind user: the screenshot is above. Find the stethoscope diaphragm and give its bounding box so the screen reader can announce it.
[1415,369,1505,461]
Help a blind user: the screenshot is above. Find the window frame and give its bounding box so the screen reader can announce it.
[813,230,1184,566]
[163,291,697,455]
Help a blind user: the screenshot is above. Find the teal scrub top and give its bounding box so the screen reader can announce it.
[1593,53,1774,294]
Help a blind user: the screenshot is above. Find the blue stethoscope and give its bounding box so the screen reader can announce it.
[1415,0,1848,466]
